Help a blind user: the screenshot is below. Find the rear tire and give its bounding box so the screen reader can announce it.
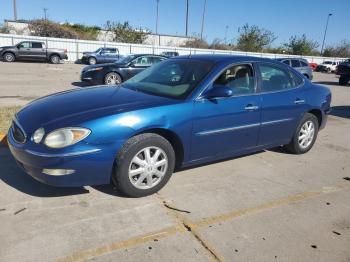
[3,52,15,62]
[284,113,319,154]
[112,133,175,198]
[88,57,97,65]
[50,55,60,64]
[339,76,349,86]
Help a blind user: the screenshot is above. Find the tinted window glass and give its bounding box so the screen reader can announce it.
[32,42,43,48]
[18,42,30,48]
[124,59,214,99]
[152,57,165,64]
[214,64,255,95]
[134,56,152,66]
[282,60,290,66]
[291,60,301,68]
[300,60,308,67]
[258,64,294,92]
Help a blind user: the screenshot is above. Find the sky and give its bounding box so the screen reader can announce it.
[0,0,349,49]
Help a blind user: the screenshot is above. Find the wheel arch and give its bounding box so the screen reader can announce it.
[3,51,16,58]
[134,128,184,170]
[308,109,322,127]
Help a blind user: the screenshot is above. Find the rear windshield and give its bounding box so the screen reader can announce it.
[123,59,214,99]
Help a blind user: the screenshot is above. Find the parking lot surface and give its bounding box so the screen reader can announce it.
[0,62,350,261]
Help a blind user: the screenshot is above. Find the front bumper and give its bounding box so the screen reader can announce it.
[7,129,115,187]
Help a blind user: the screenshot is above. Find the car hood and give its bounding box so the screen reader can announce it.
[16,86,177,132]
[0,45,15,49]
[82,51,95,56]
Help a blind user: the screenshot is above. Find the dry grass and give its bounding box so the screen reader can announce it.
[0,106,21,134]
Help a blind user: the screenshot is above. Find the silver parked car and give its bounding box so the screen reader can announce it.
[276,58,313,80]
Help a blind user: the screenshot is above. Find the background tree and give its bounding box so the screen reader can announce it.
[283,34,319,55]
[236,24,276,52]
[28,19,98,40]
[323,40,350,58]
[105,21,148,44]
[181,35,209,49]
[209,38,231,50]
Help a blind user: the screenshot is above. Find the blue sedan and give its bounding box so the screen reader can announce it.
[8,55,331,197]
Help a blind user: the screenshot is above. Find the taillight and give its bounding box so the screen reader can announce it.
[64,49,67,53]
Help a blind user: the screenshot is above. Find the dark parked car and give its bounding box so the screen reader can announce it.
[161,51,179,57]
[8,55,331,197]
[81,47,121,65]
[81,54,167,85]
[336,59,350,86]
[276,58,313,80]
[0,41,68,64]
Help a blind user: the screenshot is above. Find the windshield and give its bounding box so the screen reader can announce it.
[123,59,214,99]
[117,55,136,64]
[94,48,102,53]
[324,61,332,64]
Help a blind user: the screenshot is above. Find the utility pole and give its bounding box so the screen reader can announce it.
[155,0,159,34]
[185,0,189,36]
[13,0,17,20]
[321,13,332,56]
[224,25,229,44]
[43,8,48,20]
[200,0,207,40]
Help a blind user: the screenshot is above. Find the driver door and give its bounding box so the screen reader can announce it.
[191,64,261,161]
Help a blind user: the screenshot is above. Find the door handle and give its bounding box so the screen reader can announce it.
[294,99,305,105]
[245,105,259,111]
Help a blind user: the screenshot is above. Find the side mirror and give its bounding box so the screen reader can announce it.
[203,85,233,99]
[129,61,136,67]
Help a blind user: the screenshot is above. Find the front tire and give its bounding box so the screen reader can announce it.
[3,52,15,62]
[88,57,97,65]
[113,133,175,197]
[104,72,122,85]
[284,113,319,154]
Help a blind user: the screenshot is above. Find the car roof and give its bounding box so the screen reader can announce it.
[173,54,278,64]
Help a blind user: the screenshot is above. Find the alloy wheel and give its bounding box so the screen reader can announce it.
[128,146,168,190]
[298,120,315,149]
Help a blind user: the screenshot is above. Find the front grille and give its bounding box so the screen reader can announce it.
[12,120,26,143]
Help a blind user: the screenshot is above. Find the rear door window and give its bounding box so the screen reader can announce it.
[31,42,43,48]
[258,63,296,92]
[291,59,301,68]
[282,60,290,66]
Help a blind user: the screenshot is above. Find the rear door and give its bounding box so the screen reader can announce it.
[256,62,307,147]
[103,48,119,63]
[30,42,46,60]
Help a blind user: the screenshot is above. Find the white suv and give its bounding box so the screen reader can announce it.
[316,61,339,73]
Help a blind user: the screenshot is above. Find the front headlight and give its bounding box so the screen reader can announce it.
[44,128,91,148]
[86,67,103,72]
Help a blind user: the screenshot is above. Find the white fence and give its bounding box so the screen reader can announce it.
[0,33,345,64]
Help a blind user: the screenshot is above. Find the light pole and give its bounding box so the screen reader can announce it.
[13,0,17,20]
[200,0,207,40]
[320,13,332,56]
[155,0,159,34]
[185,0,189,36]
